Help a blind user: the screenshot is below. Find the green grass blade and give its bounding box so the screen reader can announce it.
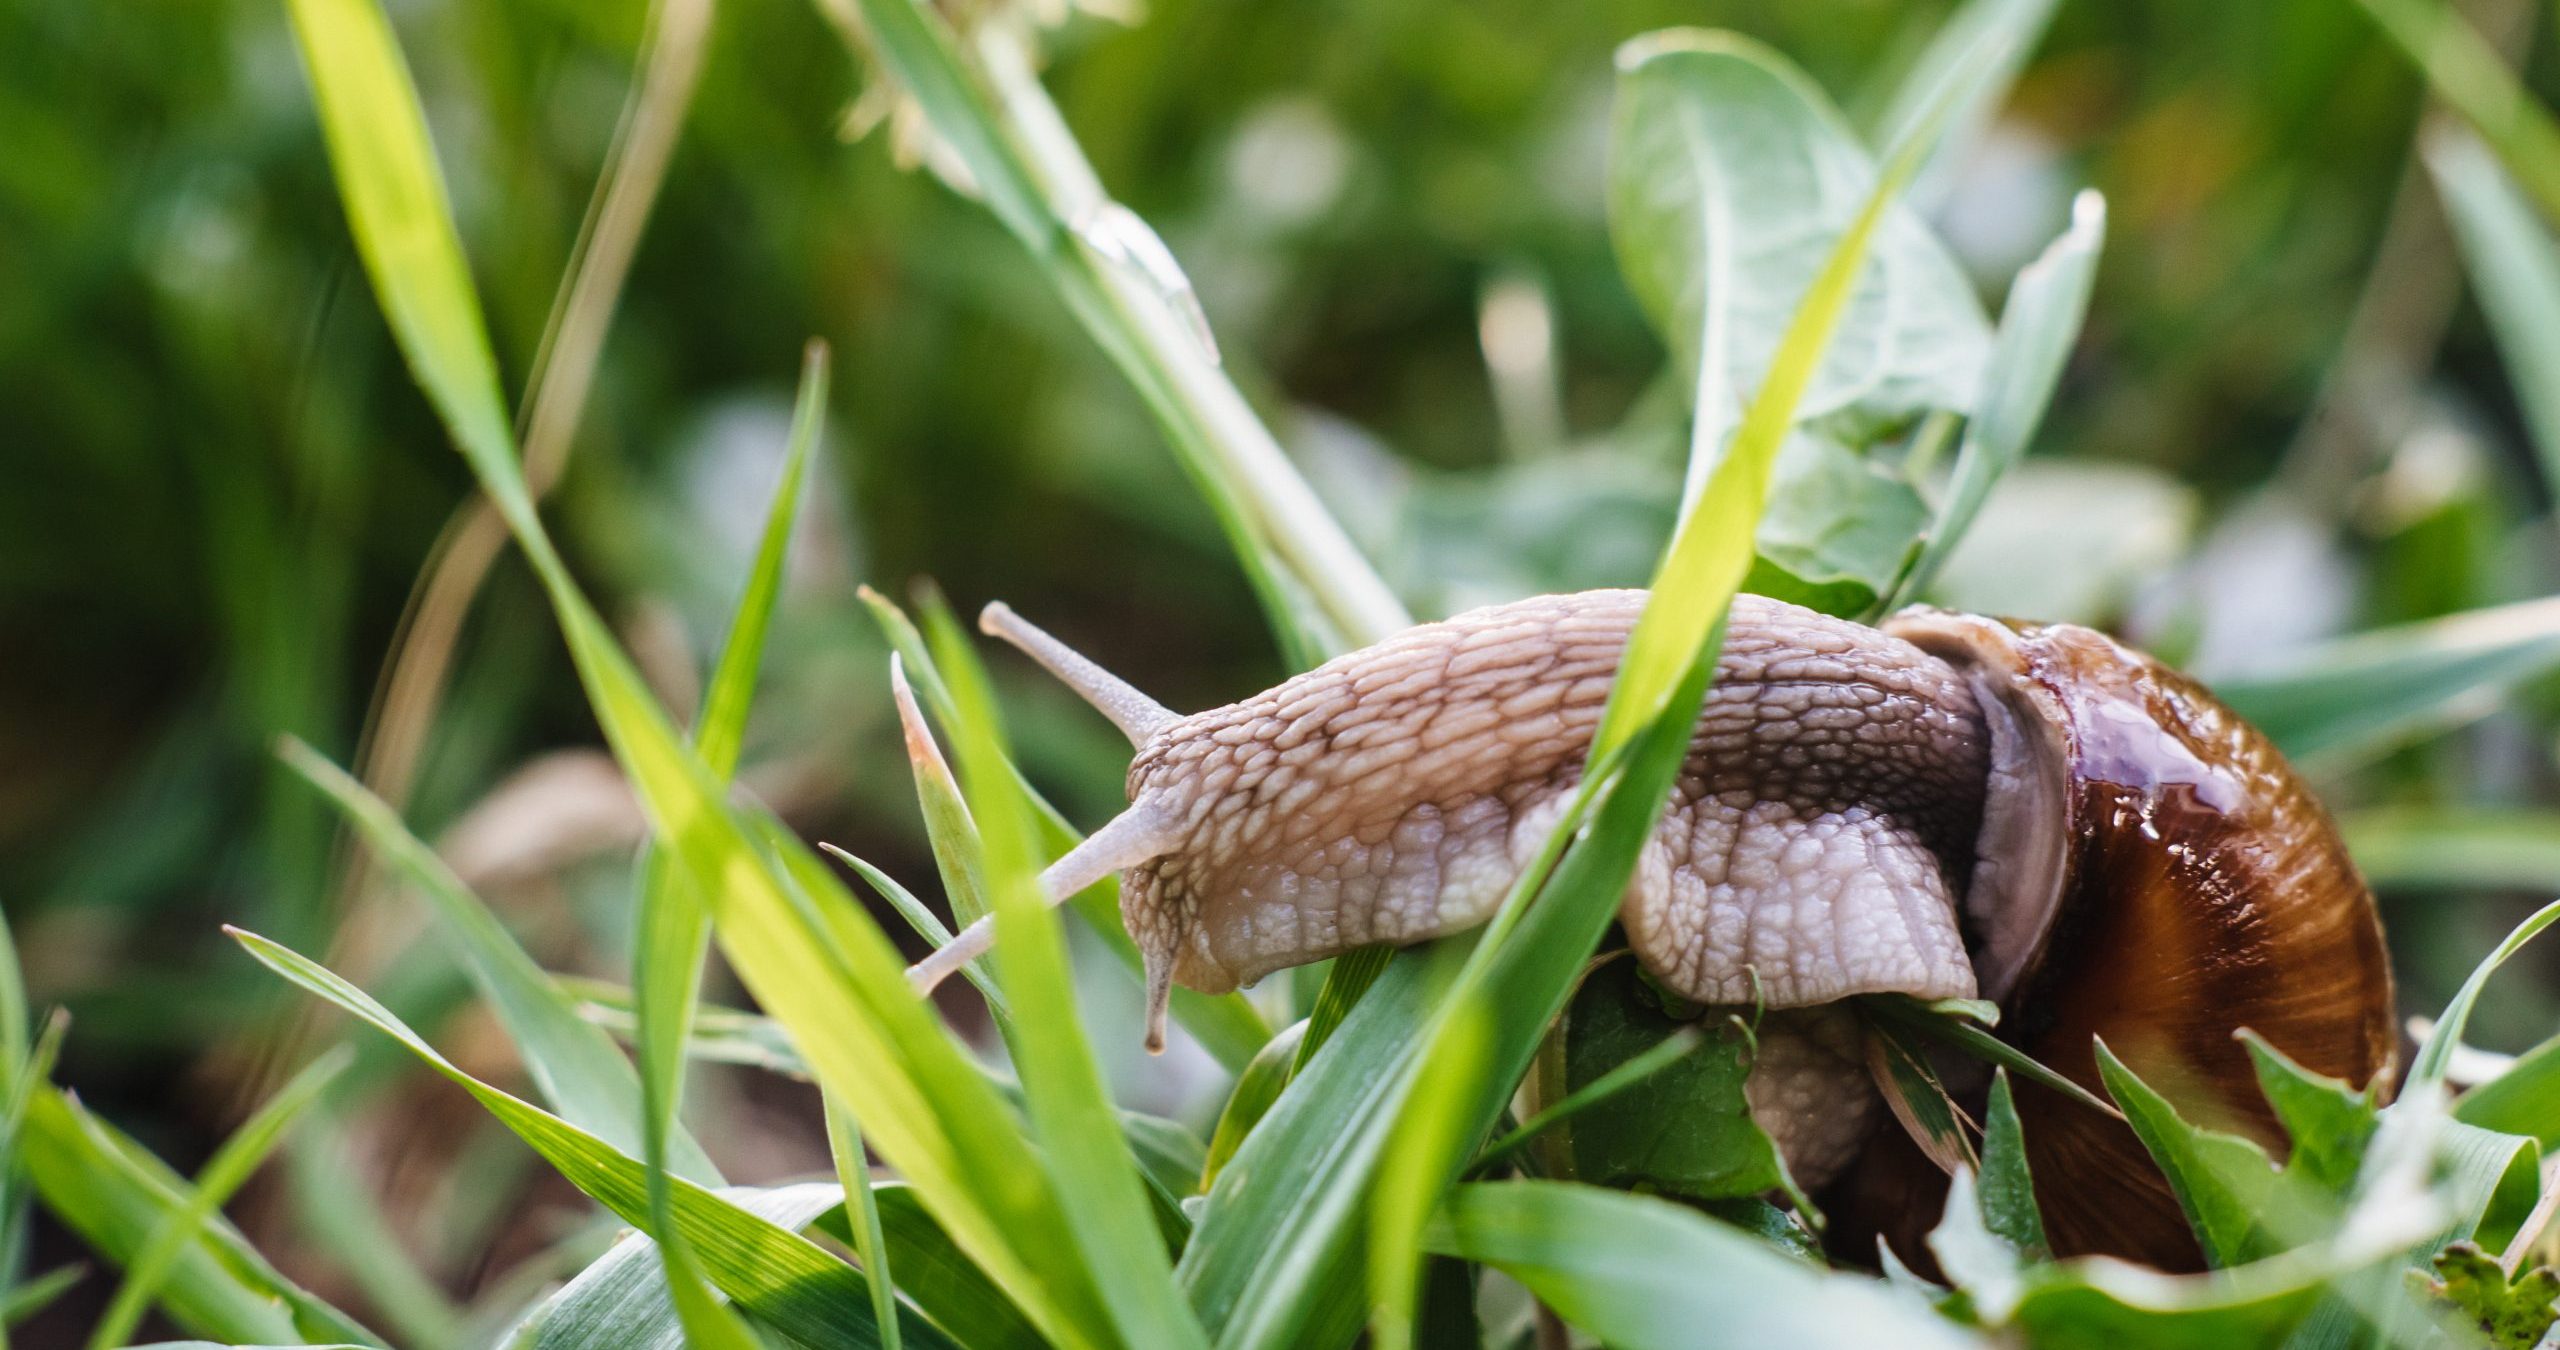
[88,1049,352,1350]
[2343,807,2560,894]
[1426,1181,1974,1350]
[2353,0,2560,226]
[891,657,994,928]
[2410,897,2560,1091]
[826,1095,902,1350]
[229,928,949,1349]
[633,340,827,1350]
[1471,1024,1707,1177]
[1870,0,2060,210]
[1369,1002,1487,1350]
[19,1089,384,1347]
[277,738,717,1183]
[1,1265,82,1329]
[2457,1035,2560,1147]
[1894,191,2105,607]
[285,1122,467,1348]
[923,603,1210,1350]
[827,844,1011,1017]
[858,1185,1047,1350]
[2426,126,2560,493]
[855,589,1267,1068]
[525,1184,845,1350]
[1200,1022,1307,1193]
[2212,597,2560,763]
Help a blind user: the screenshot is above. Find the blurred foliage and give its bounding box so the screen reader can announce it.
[8,0,2560,1336]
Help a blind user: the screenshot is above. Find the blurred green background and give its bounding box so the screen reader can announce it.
[6,0,2558,1334]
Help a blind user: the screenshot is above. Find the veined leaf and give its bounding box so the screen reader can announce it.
[2092,1041,2278,1268]
[1978,1073,2048,1260]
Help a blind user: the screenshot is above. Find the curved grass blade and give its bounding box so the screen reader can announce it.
[2457,1035,2560,1147]
[277,739,715,1183]
[1370,1002,1488,1350]
[524,1183,840,1350]
[87,1049,352,1350]
[2410,897,2560,1091]
[1870,0,2061,211]
[2212,596,2560,763]
[2353,0,2560,227]
[633,340,828,1350]
[19,1089,383,1347]
[922,603,1210,1350]
[2427,128,2560,493]
[2344,808,2560,895]
[229,928,949,1349]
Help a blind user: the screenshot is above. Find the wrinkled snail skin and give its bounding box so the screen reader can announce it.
[1877,611,2396,1270]
[940,590,2395,1267]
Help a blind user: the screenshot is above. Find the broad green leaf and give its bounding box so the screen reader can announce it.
[2093,1040,2279,1267]
[1748,429,1930,615]
[277,739,716,1183]
[1200,1021,1307,1193]
[19,1088,383,1347]
[1425,1181,1975,1350]
[2213,597,2560,763]
[632,341,827,1350]
[826,1096,902,1350]
[2410,1242,2560,1350]
[2457,1034,2560,1147]
[1870,0,2061,211]
[1472,1017,1707,1178]
[2238,1031,2379,1194]
[89,1049,351,1350]
[1896,191,2106,608]
[1980,1072,2049,1261]
[1558,956,1782,1202]
[2410,896,2560,1090]
[922,601,1209,1350]
[229,929,948,1350]
[2343,808,2560,896]
[2353,0,2560,228]
[2428,128,2560,492]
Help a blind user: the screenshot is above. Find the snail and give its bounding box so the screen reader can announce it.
[904,589,2394,1267]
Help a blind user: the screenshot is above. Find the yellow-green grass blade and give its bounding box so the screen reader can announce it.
[19,1088,384,1347]
[923,602,1211,1349]
[281,0,1115,1335]
[230,928,950,1349]
[0,1011,68,1350]
[856,586,1269,1069]
[827,1094,903,1350]
[1368,1001,1487,1350]
[1,1266,81,1330]
[278,738,718,1184]
[632,340,828,1350]
[88,1049,352,1350]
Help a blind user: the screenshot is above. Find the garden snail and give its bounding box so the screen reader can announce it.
[906,589,2394,1267]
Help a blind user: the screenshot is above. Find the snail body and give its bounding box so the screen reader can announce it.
[915,589,2393,1267]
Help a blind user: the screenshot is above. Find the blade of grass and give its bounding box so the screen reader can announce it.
[2211,596,2560,763]
[282,0,1117,1336]
[922,601,1210,1349]
[856,588,1267,1068]
[2410,897,2560,1091]
[230,929,950,1349]
[820,1,1403,653]
[1870,0,2061,211]
[88,1050,353,1350]
[2343,807,2560,894]
[285,1120,467,1349]
[277,739,717,1182]
[825,1095,902,1350]
[2425,126,2560,493]
[1,1266,81,1329]
[1470,1025,1707,1177]
[825,844,1012,1018]
[19,1088,384,1347]
[633,340,827,1350]
[525,1184,845,1350]
[1370,1001,1488,1350]
[2354,0,2560,227]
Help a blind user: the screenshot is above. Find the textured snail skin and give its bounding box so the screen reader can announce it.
[1116,590,1992,1015]
[1866,610,2397,1270]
